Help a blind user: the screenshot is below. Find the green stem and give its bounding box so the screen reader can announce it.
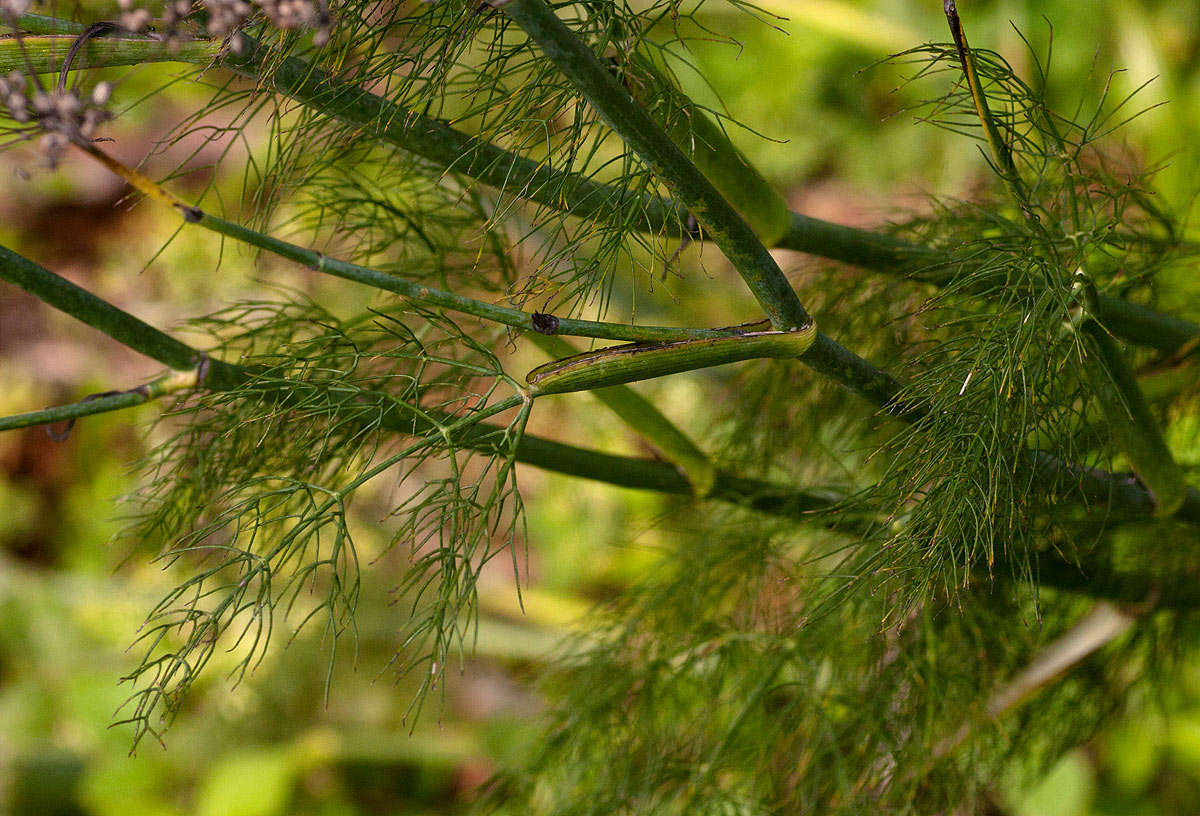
[944,0,1021,194]
[0,28,219,74]
[0,368,201,433]
[528,333,718,496]
[620,47,791,245]
[501,0,811,331]
[10,19,1198,355]
[12,12,97,35]
[217,35,691,243]
[1077,312,1187,516]
[76,142,738,345]
[526,322,816,394]
[0,244,240,384]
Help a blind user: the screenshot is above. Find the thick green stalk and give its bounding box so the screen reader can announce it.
[620,48,791,245]
[0,244,241,386]
[500,0,812,331]
[1077,315,1187,516]
[12,19,688,236]
[10,19,1199,355]
[528,333,717,496]
[527,322,817,394]
[12,12,97,35]
[0,31,219,74]
[217,36,692,242]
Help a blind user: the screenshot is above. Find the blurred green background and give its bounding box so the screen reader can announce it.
[3,1,1200,813]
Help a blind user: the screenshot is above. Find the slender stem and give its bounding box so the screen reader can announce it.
[944,0,1021,193]
[500,0,812,331]
[73,142,738,345]
[9,20,1198,354]
[7,237,1198,532]
[0,368,202,433]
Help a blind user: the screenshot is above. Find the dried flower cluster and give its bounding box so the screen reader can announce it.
[0,72,113,165]
[117,0,331,53]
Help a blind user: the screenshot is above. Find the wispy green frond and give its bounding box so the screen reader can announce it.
[115,299,529,747]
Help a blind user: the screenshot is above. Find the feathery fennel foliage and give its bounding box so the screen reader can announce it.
[0,0,1199,811]
[119,301,529,746]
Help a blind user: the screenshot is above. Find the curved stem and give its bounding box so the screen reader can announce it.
[0,368,201,433]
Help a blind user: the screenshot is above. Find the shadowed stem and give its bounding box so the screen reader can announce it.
[932,601,1138,762]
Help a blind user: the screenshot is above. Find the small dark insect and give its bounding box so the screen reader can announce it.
[531,312,559,334]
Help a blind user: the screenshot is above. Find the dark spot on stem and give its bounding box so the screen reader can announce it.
[45,389,124,442]
[531,312,559,334]
[196,355,212,385]
[178,204,203,223]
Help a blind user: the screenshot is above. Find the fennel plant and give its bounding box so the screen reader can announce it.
[1,0,1198,811]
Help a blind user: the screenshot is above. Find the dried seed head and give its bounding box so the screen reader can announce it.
[39,131,68,166]
[118,6,153,32]
[0,0,32,17]
[5,81,115,165]
[109,0,334,55]
[32,91,53,116]
[91,81,113,107]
